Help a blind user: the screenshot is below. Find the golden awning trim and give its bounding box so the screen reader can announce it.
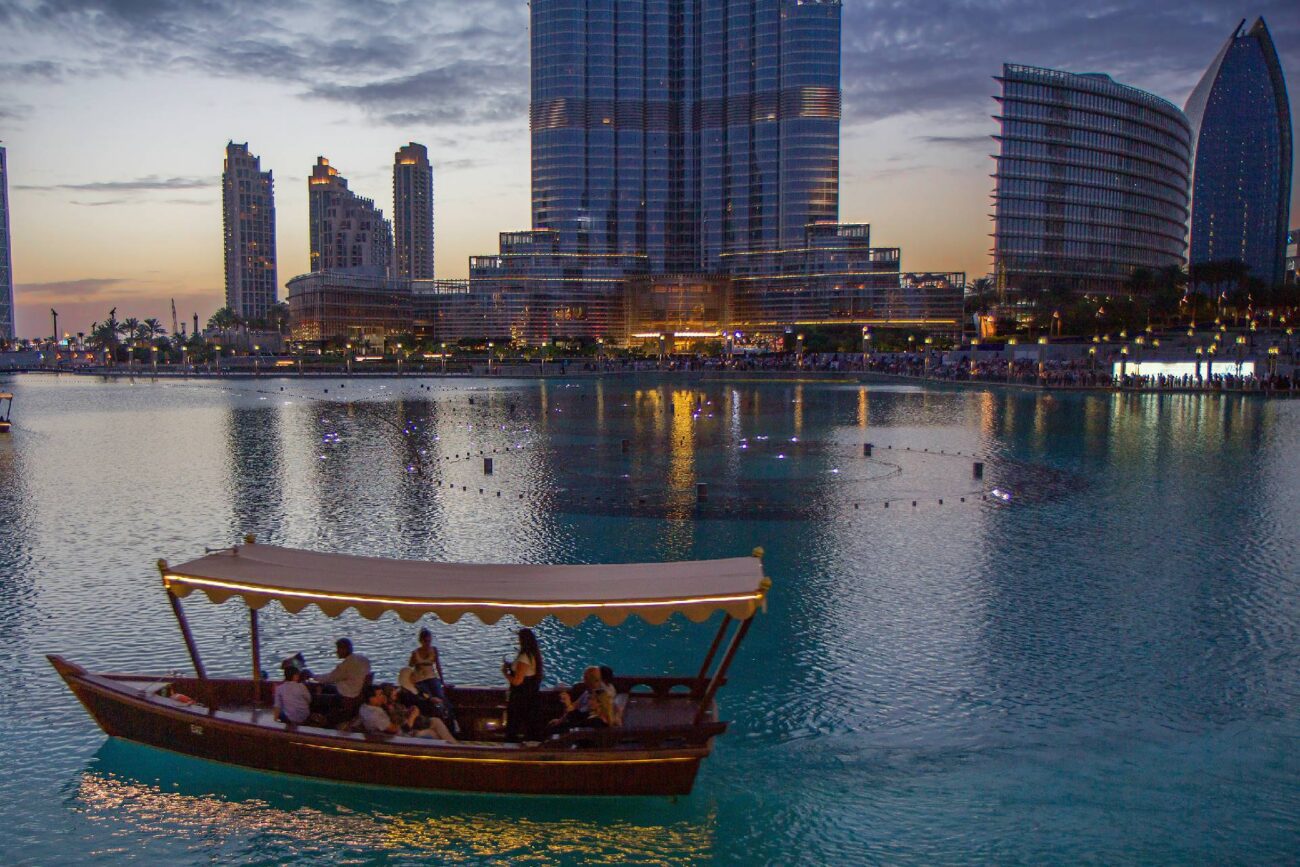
[162,544,768,627]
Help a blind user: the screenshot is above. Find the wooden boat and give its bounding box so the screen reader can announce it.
[0,392,11,432]
[51,540,769,796]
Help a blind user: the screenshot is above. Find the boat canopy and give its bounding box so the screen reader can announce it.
[161,543,769,626]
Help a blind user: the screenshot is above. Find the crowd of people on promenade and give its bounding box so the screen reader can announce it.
[559,350,1297,393]
[271,628,621,744]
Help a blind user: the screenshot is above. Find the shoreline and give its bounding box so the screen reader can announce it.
[3,364,1296,398]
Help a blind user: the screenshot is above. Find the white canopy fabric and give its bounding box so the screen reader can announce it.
[162,543,769,626]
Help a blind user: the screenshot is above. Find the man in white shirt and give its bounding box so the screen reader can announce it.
[317,638,371,698]
[273,668,311,724]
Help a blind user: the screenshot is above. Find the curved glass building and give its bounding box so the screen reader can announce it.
[1185,18,1292,287]
[993,64,1192,296]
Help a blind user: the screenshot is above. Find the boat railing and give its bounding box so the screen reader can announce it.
[540,721,728,750]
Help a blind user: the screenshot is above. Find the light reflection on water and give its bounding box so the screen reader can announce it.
[1,373,1297,864]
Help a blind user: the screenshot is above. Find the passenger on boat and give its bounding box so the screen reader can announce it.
[398,666,458,735]
[599,665,623,726]
[273,667,311,725]
[546,666,616,735]
[408,628,446,700]
[316,638,371,698]
[312,638,371,723]
[356,684,457,742]
[502,627,544,742]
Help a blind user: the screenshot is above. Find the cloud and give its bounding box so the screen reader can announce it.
[15,277,128,300]
[918,135,992,147]
[18,175,214,193]
[2,0,530,129]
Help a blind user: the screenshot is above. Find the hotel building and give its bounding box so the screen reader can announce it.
[1185,18,1292,287]
[0,145,13,340]
[393,143,434,280]
[308,157,393,277]
[992,64,1192,296]
[222,142,278,322]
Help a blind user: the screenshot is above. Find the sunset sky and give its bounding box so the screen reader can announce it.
[1,0,1296,338]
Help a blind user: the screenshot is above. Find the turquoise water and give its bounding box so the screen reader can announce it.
[0,373,1296,864]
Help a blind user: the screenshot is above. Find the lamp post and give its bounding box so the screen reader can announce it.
[346,343,353,376]
[1006,337,1017,381]
[1235,335,1246,380]
[487,342,494,375]
[923,336,933,375]
[214,344,222,375]
[1036,336,1047,383]
[1088,345,1097,376]
[861,327,870,368]
[253,344,260,376]
[1119,345,1128,383]
[1194,345,1203,384]
[970,338,980,377]
[441,342,447,374]
[796,333,805,368]
[396,342,403,376]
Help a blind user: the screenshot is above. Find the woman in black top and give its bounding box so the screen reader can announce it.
[502,628,543,741]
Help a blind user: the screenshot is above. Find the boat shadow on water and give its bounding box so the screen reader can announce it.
[71,738,720,861]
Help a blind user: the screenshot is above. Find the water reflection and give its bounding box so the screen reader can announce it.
[76,741,716,863]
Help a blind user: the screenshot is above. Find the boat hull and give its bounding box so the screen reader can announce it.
[51,656,711,797]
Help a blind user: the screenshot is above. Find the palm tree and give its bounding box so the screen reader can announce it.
[207,307,241,332]
[140,317,167,343]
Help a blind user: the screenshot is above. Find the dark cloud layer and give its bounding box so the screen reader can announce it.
[18,175,214,193]
[15,277,127,299]
[2,0,1293,139]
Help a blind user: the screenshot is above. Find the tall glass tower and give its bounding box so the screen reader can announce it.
[1185,18,1292,287]
[529,0,842,272]
[393,142,434,280]
[0,145,13,340]
[222,142,278,322]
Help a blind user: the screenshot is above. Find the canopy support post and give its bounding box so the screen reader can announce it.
[167,590,207,680]
[693,616,753,725]
[249,606,262,702]
[160,559,206,680]
[696,614,733,683]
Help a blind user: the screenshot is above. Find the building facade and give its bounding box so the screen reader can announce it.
[393,143,434,280]
[530,0,841,273]
[0,145,13,340]
[309,157,393,277]
[1185,18,1292,287]
[993,64,1192,296]
[222,142,278,322]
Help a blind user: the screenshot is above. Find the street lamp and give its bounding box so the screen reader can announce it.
[487,341,494,374]
[396,342,404,375]
[214,344,222,374]
[970,338,980,376]
[441,342,447,374]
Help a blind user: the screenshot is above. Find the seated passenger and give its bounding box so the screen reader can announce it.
[273,667,311,725]
[599,665,622,726]
[357,685,399,734]
[546,666,616,736]
[316,638,371,700]
[398,666,458,735]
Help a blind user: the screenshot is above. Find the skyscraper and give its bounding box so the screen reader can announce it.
[529,0,842,272]
[309,157,393,277]
[393,143,434,280]
[992,65,1192,295]
[1185,18,1292,287]
[0,145,15,341]
[221,142,278,322]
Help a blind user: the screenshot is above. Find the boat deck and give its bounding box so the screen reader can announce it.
[102,673,717,752]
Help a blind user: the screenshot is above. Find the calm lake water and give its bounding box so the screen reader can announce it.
[0,372,1296,864]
